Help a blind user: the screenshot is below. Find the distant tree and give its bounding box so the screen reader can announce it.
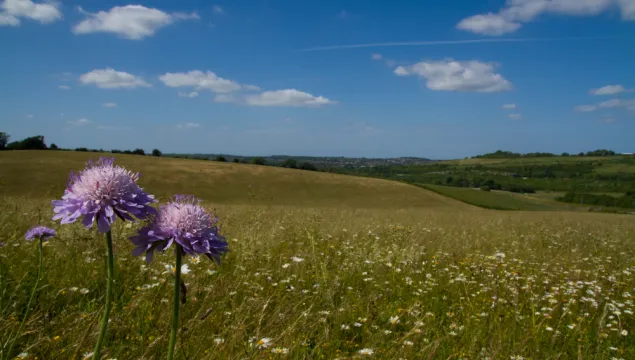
[7,135,47,150]
[132,148,145,155]
[75,147,88,152]
[0,132,9,150]
[123,150,133,154]
[578,152,585,156]
[241,159,249,164]
[561,152,569,157]
[50,143,59,150]
[251,157,266,165]
[152,149,162,157]
[111,149,122,154]
[282,159,297,168]
[299,162,317,171]
[233,158,240,163]
[216,155,227,162]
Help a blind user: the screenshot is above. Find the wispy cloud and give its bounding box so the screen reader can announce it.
[299,37,606,52]
[67,118,91,126]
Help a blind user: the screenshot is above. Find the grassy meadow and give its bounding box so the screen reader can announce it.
[1,151,634,359]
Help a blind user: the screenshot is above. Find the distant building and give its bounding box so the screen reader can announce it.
[621,152,633,155]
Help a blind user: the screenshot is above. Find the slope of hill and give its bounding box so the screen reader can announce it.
[0,151,463,210]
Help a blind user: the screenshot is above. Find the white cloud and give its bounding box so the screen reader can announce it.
[575,105,598,112]
[102,102,117,108]
[68,118,91,126]
[213,5,224,14]
[73,5,198,40]
[599,98,622,108]
[600,116,616,123]
[396,59,512,93]
[243,84,261,91]
[176,122,200,129]
[456,13,521,36]
[58,85,71,90]
[214,94,237,103]
[0,0,62,26]
[178,91,199,98]
[457,0,629,36]
[26,114,34,118]
[502,103,517,109]
[245,89,336,107]
[371,53,382,60]
[159,70,244,93]
[619,0,635,19]
[394,66,409,76]
[590,84,628,95]
[80,68,151,89]
[98,125,129,130]
[508,113,522,120]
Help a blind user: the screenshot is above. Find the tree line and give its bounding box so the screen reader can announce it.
[475,149,618,159]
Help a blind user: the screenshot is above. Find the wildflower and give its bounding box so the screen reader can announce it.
[83,352,95,359]
[546,326,553,332]
[282,263,291,269]
[131,195,227,263]
[80,288,90,295]
[256,338,272,349]
[291,256,304,263]
[271,347,289,354]
[17,353,28,359]
[383,330,392,334]
[353,322,363,327]
[359,348,374,356]
[389,315,400,325]
[190,256,201,265]
[25,226,56,241]
[341,324,350,330]
[52,157,156,232]
[403,340,414,346]
[214,338,224,345]
[164,264,190,275]
[621,329,628,336]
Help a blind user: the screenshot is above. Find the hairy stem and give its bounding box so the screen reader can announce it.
[167,245,183,360]
[93,230,114,360]
[5,236,44,360]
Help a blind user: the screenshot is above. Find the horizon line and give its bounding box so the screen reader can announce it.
[298,37,609,52]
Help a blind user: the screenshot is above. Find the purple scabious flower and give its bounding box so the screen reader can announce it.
[131,195,228,263]
[52,157,156,233]
[25,226,56,241]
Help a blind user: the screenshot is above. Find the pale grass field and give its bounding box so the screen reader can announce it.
[0,151,633,359]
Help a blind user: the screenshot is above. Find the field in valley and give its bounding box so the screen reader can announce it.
[0,151,634,359]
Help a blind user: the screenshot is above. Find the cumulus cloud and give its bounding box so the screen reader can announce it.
[73,5,198,40]
[102,102,117,108]
[0,0,62,26]
[176,122,200,129]
[68,118,91,126]
[502,103,517,109]
[457,0,631,36]
[178,91,199,98]
[159,70,246,93]
[58,85,71,90]
[508,113,522,120]
[575,105,598,112]
[245,89,336,107]
[589,84,629,95]
[395,59,512,93]
[394,66,409,76]
[80,68,151,89]
[214,94,237,103]
[599,98,622,108]
[213,5,224,14]
[457,13,521,36]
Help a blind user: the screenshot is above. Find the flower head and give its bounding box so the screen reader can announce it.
[131,195,228,263]
[52,158,156,233]
[359,348,374,356]
[256,338,272,349]
[25,226,56,241]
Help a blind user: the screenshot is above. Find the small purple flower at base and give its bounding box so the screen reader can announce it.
[52,158,156,233]
[25,226,56,241]
[130,195,228,263]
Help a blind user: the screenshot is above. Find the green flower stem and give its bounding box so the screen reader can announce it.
[6,236,44,360]
[93,230,114,360]
[167,245,183,360]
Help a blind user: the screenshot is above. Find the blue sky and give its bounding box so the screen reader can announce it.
[1,0,634,159]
